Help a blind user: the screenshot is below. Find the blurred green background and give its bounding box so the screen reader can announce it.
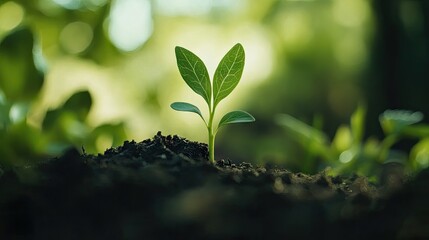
[1,0,428,176]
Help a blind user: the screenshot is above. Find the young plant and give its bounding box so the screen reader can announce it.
[171,43,255,163]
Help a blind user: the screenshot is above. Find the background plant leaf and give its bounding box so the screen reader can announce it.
[351,104,366,144]
[275,114,334,162]
[218,110,255,129]
[171,102,205,121]
[175,46,211,106]
[0,28,44,102]
[0,90,10,128]
[62,90,92,121]
[42,90,92,131]
[379,110,423,134]
[83,122,127,154]
[213,43,245,108]
[403,125,429,138]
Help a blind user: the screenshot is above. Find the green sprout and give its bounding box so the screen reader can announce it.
[171,43,255,163]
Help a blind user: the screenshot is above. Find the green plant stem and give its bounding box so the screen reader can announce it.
[208,106,216,163]
[208,127,215,163]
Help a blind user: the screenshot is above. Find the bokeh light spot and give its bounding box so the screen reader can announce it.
[9,103,28,123]
[339,150,354,163]
[281,12,312,48]
[108,0,153,52]
[332,0,369,27]
[87,0,107,7]
[400,1,424,34]
[416,152,429,168]
[60,21,94,54]
[53,0,81,10]
[0,2,25,32]
[334,36,367,71]
[156,0,211,16]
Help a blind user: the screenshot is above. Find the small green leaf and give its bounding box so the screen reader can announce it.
[171,102,205,121]
[175,46,211,106]
[213,43,245,108]
[218,110,255,129]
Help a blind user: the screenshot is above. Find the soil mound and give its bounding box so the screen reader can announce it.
[1,132,428,239]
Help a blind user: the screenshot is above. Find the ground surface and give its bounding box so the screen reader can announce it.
[0,132,428,239]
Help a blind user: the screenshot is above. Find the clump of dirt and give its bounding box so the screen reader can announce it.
[0,132,428,239]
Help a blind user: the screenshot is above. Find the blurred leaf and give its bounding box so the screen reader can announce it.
[351,105,366,143]
[384,150,408,164]
[0,90,10,128]
[379,110,423,135]
[42,110,90,155]
[363,137,381,159]
[170,102,205,122]
[218,110,255,129]
[410,138,429,170]
[60,113,90,140]
[42,90,92,130]
[213,43,245,108]
[332,125,352,152]
[63,90,92,120]
[175,46,211,105]
[42,108,61,131]
[276,114,328,145]
[0,28,44,101]
[9,102,29,123]
[42,91,92,130]
[84,122,127,153]
[94,123,127,147]
[0,122,48,168]
[45,142,72,156]
[276,114,333,162]
[402,125,429,138]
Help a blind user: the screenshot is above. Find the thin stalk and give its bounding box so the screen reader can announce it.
[208,126,215,163]
[208,106,216,163]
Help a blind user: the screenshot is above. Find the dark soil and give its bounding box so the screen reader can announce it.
[1,132,428,239]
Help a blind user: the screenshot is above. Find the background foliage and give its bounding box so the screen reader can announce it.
[0,0,428,177]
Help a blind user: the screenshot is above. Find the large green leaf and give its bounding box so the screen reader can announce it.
[213,43,245,108]
[171,102,205,122]
[218,110,255,129]
[175,46,211,106]
[0,28,44,101]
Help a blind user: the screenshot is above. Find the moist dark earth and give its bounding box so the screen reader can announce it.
[1,132,428,239]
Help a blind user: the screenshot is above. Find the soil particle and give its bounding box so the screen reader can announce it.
[0,132,428,239]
